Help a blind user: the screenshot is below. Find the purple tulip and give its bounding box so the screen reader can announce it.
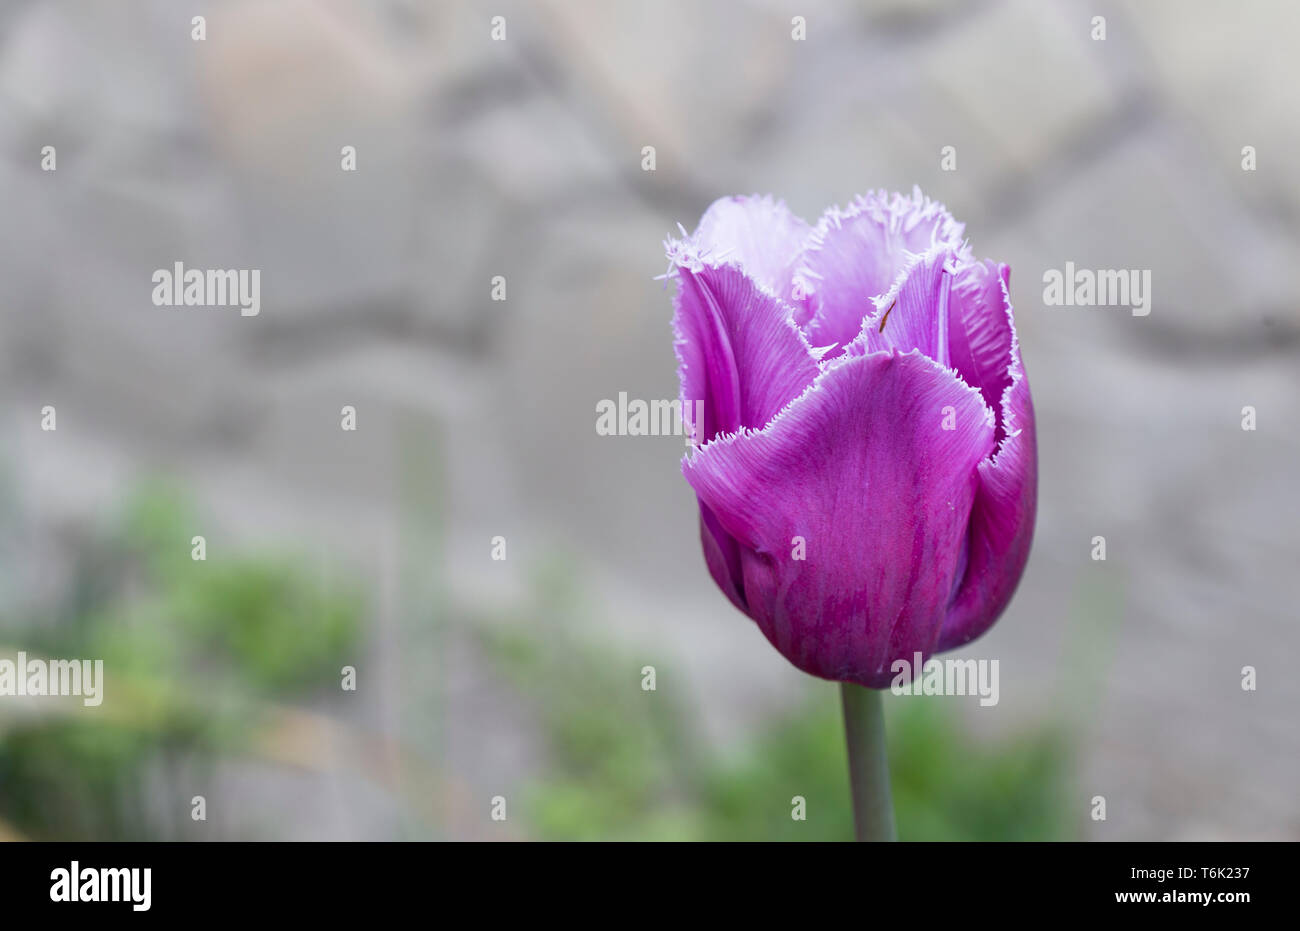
[666,189,1036,689]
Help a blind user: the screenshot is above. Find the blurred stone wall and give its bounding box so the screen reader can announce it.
[0,0,1296,839]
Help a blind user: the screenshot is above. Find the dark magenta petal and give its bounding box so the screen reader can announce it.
[698,502,747,612]
[796,189,970,355]
[669,260,820,443]
[938,295,1036,651]
[683,351,996,687]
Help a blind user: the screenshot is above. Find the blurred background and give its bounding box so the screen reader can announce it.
[0,0,1296,841]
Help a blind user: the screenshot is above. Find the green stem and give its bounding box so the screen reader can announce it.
[840,683,897,841]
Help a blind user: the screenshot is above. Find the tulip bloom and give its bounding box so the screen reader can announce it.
[667,189,1036,688]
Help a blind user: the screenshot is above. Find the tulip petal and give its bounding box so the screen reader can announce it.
[684,350,996,687]
[669,250,823,608]
[690,195,810,305]
[938,288,1036,651]
[847,246,955,368]
[795,189,970,355]
[699,502,747,612]
[947,260,1015,439]
[669,261,820,443]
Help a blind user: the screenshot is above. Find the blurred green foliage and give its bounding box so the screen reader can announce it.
[0,484,362,839]
[1,487,1079,841]
[482,563,1077,841]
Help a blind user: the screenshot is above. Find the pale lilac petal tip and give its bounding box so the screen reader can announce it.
[795,188,972,355]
